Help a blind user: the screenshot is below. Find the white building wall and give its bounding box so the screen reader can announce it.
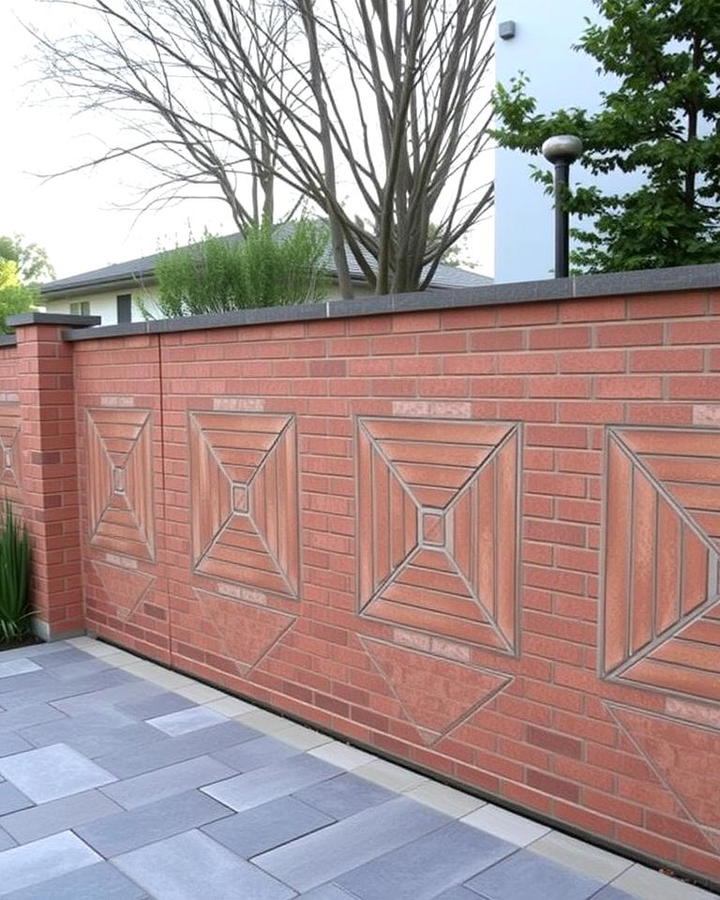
[42,289,153,326]
[494,1,633,282]
[42,282,371,325]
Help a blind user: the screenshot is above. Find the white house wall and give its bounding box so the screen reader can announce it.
[494,0,637,282]
[42,282,375,325]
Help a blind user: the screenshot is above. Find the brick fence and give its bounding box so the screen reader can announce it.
[2,265,720,887]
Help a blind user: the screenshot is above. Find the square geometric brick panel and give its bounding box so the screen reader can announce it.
[357,418,520,655]
[86,408,155,561]
[189,412,299,600]
[603,427,720,703]
[0,401,20,488]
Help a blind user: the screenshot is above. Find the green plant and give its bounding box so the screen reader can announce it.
[0,500,32,641]
[153,220,329,319]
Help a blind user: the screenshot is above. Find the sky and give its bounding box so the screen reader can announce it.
[0,1,273,280]
[0,0,494,283]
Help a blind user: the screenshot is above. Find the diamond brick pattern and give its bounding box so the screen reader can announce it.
[86,409,155,561]
[189,412,299,600]
[0,402,20,488]
[357,418,519,654]
[603,428,720,703]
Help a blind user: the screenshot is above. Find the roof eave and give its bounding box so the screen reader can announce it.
[41,272,156,300]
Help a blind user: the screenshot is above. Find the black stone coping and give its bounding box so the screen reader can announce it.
[0,334,17,347]
[62,262,720,343]
[7,312,102,328]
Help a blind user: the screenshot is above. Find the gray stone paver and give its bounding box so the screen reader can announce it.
[335,820,516,900]
[201,752,341,812]
[0,638,711,900]
[464,849,603,899]
[253,796,450,892]
[1,788,122,844]
[0,782,34,816]
[76,789,234,856]
[3,861,147,900]
[292,772,395,820]
[0,659,41,679]
[113,829,295,900]
[0,743,116,803]
[0,831,101,895]
[100,754,235,810]
[147,705,227,736]
[202,795,334,858]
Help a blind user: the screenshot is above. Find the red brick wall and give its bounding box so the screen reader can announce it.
[38,290,720,883]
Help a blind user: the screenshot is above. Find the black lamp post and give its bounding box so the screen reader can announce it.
[541,135,583,278]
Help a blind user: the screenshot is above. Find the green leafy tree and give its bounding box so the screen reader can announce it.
[494,0,720,272]
[153,220,329,318]
[0,260,38,334]
[0,235,55,283]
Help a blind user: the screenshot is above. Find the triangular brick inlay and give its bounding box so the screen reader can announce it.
[362,637,511,745]
[608,704,720,854]
[93,563,154,621]
[195,589,295,672]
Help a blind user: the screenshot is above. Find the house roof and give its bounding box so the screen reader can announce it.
[41,232,492,298]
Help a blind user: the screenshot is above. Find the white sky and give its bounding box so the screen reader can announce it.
[1,1,261,279]
[0,0,494,282]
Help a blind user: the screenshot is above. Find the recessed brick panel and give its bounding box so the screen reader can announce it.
[357,417,519,655]
[188,411,300,600]
[603,428,720,703]
[86,408,155,561]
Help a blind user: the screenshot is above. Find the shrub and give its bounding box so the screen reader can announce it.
[153,220,329,318]
[0,500,32,642]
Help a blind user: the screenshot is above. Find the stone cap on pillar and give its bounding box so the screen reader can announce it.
[6,312,101,329]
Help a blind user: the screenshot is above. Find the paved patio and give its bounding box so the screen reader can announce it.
[0,638,712,900]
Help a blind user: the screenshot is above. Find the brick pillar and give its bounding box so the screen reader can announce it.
[9,312,100,640]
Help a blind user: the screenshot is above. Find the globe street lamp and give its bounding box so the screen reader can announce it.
[542,135,583,278]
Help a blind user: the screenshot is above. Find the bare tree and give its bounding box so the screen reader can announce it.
[36,0,494,296]
[34,0,300,230]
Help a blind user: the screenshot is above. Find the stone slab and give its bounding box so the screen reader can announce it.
[212,735,302,773]
[254,796,449,892]
[0,660,41,679]
[148,705,228,736]
[202,753,340,812]
[3,861,146,900]
[462,803,551,846]
[0,783,34,816]
[113,829,296,900]
[101,754,235,809]
[203,795,334,858]
[293,773,394,820]
[77,788,233,857]
[0,744,116,803]
[0,830,100,895]
[96,720,259,778]
[117,691,194,720]
[336,820,515,900]
[1,788,122,844]
[464,849,603,900]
